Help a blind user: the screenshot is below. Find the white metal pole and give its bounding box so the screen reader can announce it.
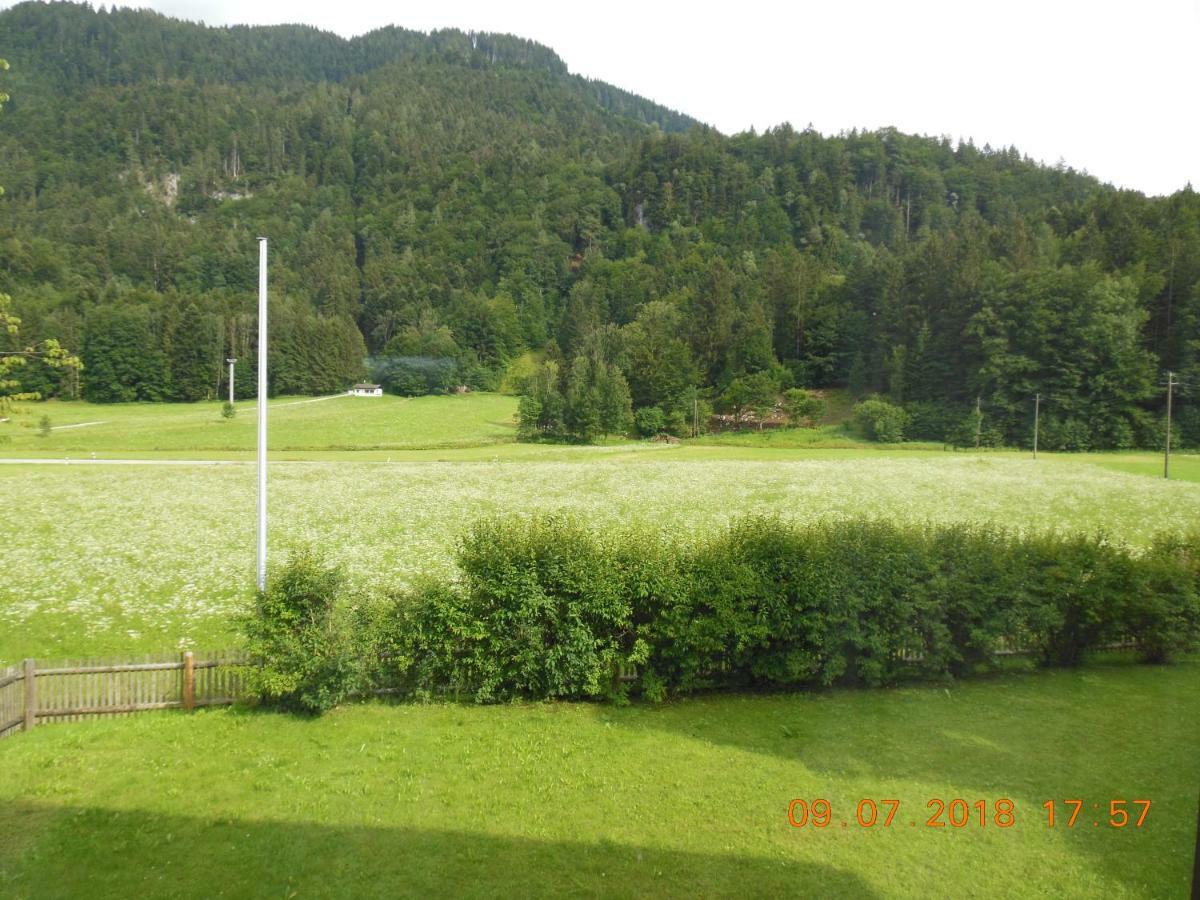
[256,238,268,591]
[227,358,236,404]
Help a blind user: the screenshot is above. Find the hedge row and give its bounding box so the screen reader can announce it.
[243,517,1200,712]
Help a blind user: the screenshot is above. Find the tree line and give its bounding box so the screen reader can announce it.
[0,2,1197,448]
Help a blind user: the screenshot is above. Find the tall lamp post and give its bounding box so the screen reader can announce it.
[256,238,268,591]
[226,358,237,404]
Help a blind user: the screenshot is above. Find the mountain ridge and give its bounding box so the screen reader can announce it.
[1,1,1198,453]
[0,1,699,132]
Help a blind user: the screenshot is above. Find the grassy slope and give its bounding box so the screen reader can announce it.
[0,661,1196,898]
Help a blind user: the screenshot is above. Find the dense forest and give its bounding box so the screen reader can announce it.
[1,1,1197,449]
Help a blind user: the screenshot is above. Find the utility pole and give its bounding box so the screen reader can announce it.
[256,238,268,591]
[1164,371,1176,480]
[1033,393,1040,459]
[226,358,237,404]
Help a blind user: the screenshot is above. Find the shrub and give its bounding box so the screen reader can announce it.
[1153,419,1183,453]
[923,524,1023,675]
[649,518,947,691]
[634,406,666,437]
[1127,534,1200,662]
[242,547,366,713]
[374,355,459,396]
[852,397,910,442]
[782,389,825,427]
[221,401,236,419]
[391,516,641,702]
[249,521,1200,711]
[1014,534,1127,666]
[946,414,1004,449]
[1177,405,1200,449]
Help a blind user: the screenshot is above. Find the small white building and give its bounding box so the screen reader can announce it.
[350,383,383,397]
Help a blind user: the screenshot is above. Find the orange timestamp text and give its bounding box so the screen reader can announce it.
[787,798,1152,829]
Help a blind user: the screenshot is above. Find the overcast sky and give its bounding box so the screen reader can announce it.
[7,0,1198,195]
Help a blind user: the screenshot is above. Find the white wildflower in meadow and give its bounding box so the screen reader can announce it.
[2,456,1197,663]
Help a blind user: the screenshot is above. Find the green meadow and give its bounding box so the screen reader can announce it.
[1,661,1196,898]
[2,393,1199,663]
[0,455,1197,663]
[0,392,519,453]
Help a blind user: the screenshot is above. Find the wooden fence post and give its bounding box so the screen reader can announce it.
[182,651,195,712]
[23,659,36,731]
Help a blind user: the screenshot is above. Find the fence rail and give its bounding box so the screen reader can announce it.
[0,650,249,741]
[0,636,1145,742]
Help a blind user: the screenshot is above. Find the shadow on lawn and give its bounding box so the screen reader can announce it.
[612,660,1200,780]
[606,660,1200,898]
[0,801,877,899]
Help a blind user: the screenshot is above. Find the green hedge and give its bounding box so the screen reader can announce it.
[245,518,1200,708]
[241,547,370,713]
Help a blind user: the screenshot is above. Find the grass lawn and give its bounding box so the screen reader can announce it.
[689,423,943,450]
[1076,451,1200,484]
[0,392,520,452]
[0,660,1196,898]
[3,393,1197,482]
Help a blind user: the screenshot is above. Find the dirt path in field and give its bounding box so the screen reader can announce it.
[49,420,107,430]
[261,394,354,408]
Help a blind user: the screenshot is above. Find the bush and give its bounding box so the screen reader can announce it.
[645,518,934,691]
[634,406,666,437]
[245,521,1200,711]
[242,548,366,713]
[221,401,236,419]
[1015,534,1128,666]
[389,516,642,702]
[1177,404,1200,449]
[852,397,910,442]
[1127,534,1200,662]
[782,389,825,427]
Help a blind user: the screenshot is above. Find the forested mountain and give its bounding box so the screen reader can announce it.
[1,1,1197,449]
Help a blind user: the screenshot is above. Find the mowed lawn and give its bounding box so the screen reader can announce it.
[0,661,1196,898]
[0,392,520,452]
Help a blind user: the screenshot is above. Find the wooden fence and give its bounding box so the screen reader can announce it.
[0,650,249,741]
[0,636,1143,742]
